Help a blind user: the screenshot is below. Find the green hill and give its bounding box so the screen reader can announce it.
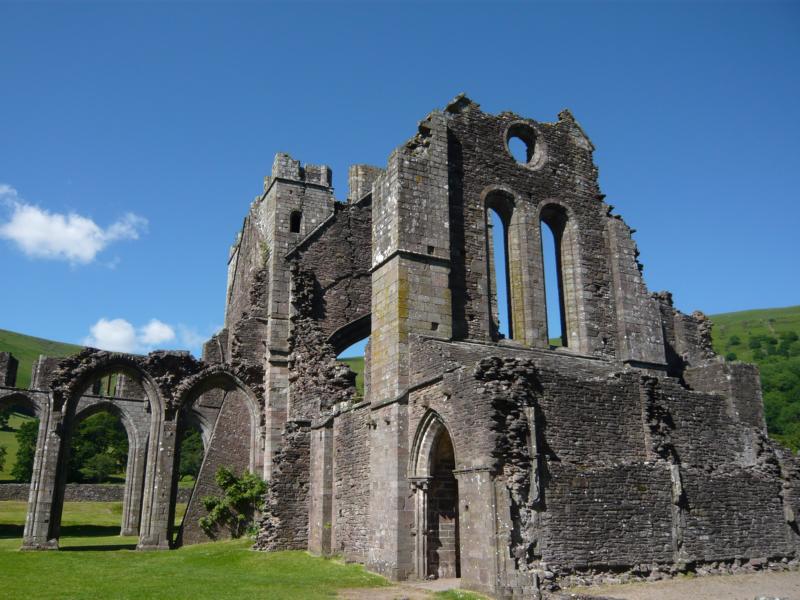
[0,329,82,389]
[710,305,800,363]
[709,305,800,451]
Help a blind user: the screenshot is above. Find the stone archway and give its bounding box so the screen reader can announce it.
[21,351,175,551]
[173,366,264,546]
[409,411,461,580]
[72,398,148,537]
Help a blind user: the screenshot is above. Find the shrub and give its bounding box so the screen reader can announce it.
[179,429,204,480]
[12,419,39,482]
[729,335,741,346]
[0,445,6,472]
[0,407,11,430]
[725,352,738,361]
[80,453,118,483]
[199,467,267,539]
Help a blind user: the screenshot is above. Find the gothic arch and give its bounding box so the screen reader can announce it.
[482,187,518,342]
[410,410,458,479]
[74,399,137,442]
[175,366,263,473]
[72,398,147,536]
[173,366,264,546]
[23,351,171,550]
[536,200,589,352]
[327,313,371,357]
[0,390,42,418]
[409,410,461,580]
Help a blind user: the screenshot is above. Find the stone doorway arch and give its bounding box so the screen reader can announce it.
[409,411,461,580]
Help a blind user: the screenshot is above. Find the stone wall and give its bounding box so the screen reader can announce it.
[253,420,310,551]
[0,483,191,503]
[180,390,257,545]
[0,352,18,387]
[289,198,372,343]
[399,335,799,593]
[331,402,370,561]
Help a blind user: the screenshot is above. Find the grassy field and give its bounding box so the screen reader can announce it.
[0,413,35,480]
[0,500,386,600]
[0,328,82,389]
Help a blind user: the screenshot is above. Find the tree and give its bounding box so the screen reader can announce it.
[0,445,6,472]
[179,429,204,480]
[199,468,267,539]
[12,419,39,482]
[0,407,11,430]
[68,411,128,483]
[80,453,118,483]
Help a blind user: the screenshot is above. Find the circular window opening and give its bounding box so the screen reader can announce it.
[507,136,530,164]
[505,122,545,170]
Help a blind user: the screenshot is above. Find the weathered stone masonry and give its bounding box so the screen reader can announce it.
[4,95,798,599]
[246,95,799,599]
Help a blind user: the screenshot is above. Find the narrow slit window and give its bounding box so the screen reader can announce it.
[540,218,566,347]
[487,207,512,340]
[290,211,302,233]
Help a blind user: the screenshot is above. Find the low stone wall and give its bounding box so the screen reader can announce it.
[0,483,192,503]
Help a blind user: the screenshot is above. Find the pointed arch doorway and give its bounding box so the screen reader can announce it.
[410,412,461,580]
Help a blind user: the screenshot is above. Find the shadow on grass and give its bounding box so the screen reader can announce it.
[0,523,135,550]
[60,542,137,551]
[0,524,23,539]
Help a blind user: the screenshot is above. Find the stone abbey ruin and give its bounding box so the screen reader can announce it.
[1,95,798,598]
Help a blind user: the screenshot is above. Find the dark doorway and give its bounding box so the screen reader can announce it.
[426,429,460,579]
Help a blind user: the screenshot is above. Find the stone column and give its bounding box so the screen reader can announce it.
[410,477,431,579]
[308,420,334,555]
[137,417,178,550]
[453,468,499,597]
[22,400,64,550]
[367,111,452,580]
[120,436,147,536]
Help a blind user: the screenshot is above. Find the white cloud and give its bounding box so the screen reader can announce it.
[139,319,176,345]
[84,318,204,355]
[84,318,139,353]
[0,184,147,264]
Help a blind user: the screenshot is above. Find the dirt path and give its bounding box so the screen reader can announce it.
[340,571,800,600]
[339,577,463,599]
[563,570,800,600]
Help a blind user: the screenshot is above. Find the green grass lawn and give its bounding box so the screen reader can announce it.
[0,412,35,480]
[0,500,386,599]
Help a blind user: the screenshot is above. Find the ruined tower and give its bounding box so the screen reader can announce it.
[11,96,799,599]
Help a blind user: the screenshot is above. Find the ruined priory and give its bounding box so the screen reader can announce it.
[1,95,798,599]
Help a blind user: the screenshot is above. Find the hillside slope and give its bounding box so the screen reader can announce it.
[0,329,82,389]
[710,305,800,451]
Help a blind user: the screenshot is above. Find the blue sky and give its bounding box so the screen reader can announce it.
[1,1,798,358]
